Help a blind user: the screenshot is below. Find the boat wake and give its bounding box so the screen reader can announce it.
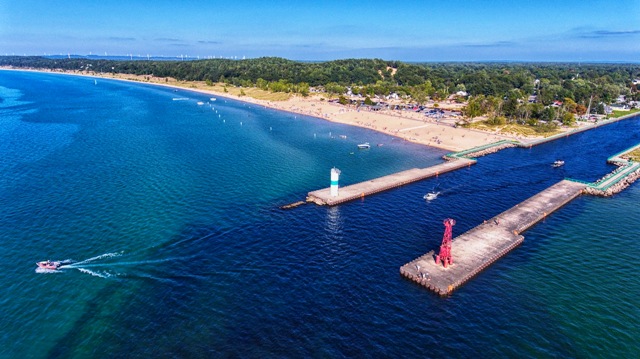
[75,267,114,279]
[36,251,192,280]
[66,252,124,267]
[35,267,63,274]
[41,251,191,279]
[35,252,123,276]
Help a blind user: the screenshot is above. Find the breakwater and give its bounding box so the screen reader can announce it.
[581,142,640,197]
[444,140,518,160]
[306,158,475,206]
[400,180,587,295]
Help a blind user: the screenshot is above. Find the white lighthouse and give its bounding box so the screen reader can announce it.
[330,167,341,197]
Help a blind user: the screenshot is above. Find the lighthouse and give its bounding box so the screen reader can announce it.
[330,167,341,197]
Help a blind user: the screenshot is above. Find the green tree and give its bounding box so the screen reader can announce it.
[463,95,485,120]
[563,97,577,114]
[562,112,576,126]
[256,78,268,90]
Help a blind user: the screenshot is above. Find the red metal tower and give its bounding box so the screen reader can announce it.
[435,218,456,268]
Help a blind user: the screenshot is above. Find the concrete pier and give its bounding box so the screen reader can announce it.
[307,158,475,206]
[400,180,586,295]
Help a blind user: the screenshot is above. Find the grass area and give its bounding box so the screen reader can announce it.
[205,83,291,101]
[466,121,563,137]
[108,73,292,102]
[625,148,640,162]
[610,108,640,118]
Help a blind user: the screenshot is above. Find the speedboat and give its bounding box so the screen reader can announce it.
[36,260,61,270]
[552,160,565,168]
[423,191,440,201]
[357,142,370,149]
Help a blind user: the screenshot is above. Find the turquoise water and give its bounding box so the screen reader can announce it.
[1,70,638,358]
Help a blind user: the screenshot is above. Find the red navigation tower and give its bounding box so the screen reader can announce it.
[435,218,456,268]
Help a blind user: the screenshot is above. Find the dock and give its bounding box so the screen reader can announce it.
[306,158,475,206]
[400,180,586,295]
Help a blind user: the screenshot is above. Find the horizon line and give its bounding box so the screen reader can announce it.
[2,54,640,65]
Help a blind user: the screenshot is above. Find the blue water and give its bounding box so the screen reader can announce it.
[1,70,639,358]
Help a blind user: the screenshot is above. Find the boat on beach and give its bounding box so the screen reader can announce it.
[552,160,565,168]
[357,142,370,149]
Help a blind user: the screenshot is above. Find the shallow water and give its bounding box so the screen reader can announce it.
[0,70,638,358]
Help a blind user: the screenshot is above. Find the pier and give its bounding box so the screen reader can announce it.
[400,180,586,296]
[306,158,475,206]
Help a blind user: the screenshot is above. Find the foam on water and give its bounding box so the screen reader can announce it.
[75,267,114,279]
[69,252,124,266]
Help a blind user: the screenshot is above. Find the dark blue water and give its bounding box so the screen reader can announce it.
[1,70,639,358]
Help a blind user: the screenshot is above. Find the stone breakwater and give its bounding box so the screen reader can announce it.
[443,142,517,161]
[463,142,517,158]
[584,167,640,197]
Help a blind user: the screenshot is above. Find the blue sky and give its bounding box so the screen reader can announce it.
[1,0,639,61]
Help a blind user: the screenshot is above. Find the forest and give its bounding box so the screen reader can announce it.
[2,56,639,127]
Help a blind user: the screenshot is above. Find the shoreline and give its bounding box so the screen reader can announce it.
[1,67,635,153]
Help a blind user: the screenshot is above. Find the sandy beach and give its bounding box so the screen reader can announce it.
[1,68,599,152]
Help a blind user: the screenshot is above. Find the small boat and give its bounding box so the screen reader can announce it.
[552,160,565,168]
[357,142,370,149]
[423,191,440,201]
[210,97,217,101]
[339,135,347,139]
[36,260,61,270]
[197,101,204,106]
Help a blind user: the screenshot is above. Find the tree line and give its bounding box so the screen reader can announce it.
[2,55,638,113]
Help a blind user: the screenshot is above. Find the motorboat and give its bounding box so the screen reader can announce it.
[552,160,565,168]
[423,191,440,201]
[357,142,370,149]
[36,260,61,270]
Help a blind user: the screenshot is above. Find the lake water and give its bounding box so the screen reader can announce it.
[1,70,638,358]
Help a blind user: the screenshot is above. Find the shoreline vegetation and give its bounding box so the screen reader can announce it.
[1,56,639,152]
